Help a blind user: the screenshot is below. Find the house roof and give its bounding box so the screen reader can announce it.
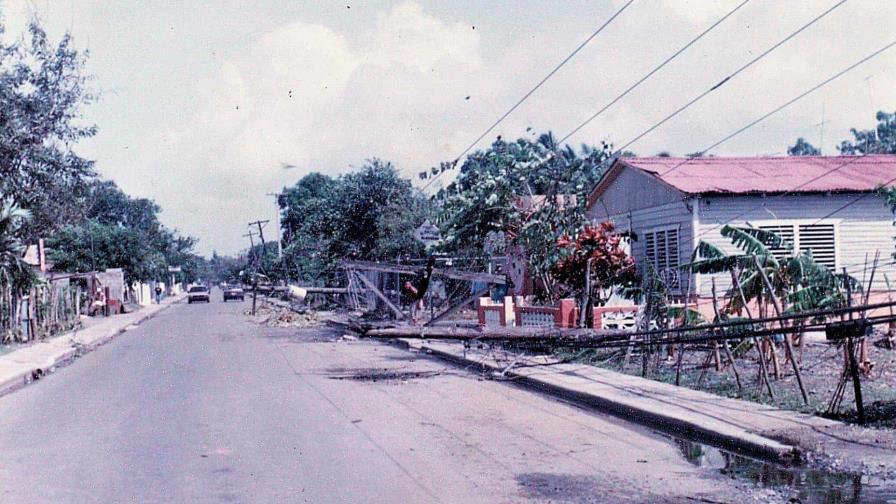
[588,155,896,205]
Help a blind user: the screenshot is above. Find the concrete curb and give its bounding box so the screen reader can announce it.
[406,339,804,464]
[0,296,184,397]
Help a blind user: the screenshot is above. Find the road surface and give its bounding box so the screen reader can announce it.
[0,296,757,503]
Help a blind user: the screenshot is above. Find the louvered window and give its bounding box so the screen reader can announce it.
[757,224,795,263]
[798,224,836,269]
[756,223,837,270]
[644,227,681,289]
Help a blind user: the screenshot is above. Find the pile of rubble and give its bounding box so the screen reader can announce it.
[245,304,320,328]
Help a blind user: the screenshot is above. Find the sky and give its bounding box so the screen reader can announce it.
[1,0,895,255]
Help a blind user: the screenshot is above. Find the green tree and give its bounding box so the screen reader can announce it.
[787,137,820,156]
[0,20,97,241]
[45,179,200,284]
[437,132,612,299]
[687,226,854,315]
[278,160,429,283]
[47,221,159,284]
[838,110,896,155]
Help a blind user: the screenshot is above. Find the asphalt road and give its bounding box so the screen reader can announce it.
[0,295,757,503]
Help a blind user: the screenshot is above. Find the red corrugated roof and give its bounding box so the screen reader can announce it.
[615,155,896,194]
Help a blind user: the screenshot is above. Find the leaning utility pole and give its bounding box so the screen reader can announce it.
[248,220,270,272]
[243,229,259,315]
[247,221,270,316]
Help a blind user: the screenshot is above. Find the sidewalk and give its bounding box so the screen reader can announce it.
[404,339,850,464]
[0,295,184,396]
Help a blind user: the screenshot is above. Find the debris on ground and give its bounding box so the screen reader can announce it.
[245,303,320,328]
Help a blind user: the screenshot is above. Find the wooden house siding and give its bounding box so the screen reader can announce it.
[589,165,685,218]
[589,200,695,293]
[695,193,896,295]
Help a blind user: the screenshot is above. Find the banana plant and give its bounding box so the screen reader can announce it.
[684,225,856,317]
[0,200,35,290]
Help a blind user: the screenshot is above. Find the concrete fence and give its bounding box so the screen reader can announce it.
[478,297,639,330]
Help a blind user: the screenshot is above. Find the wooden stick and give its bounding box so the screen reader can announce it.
[712,278,742,394]
[676,266,694,386]
[729,267,774,400]
[843,266,865,424]
[753,255,809,405]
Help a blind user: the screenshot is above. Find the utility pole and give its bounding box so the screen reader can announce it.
[247,221,270,316]
[248,220,270,272]
[243,229,259,315]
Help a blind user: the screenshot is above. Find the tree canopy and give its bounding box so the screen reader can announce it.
[838,110,896,155]
[788,109,896,156]
[0,21,97,242]
[277,159,429,283]
[787,137,820,156]
[0,17,201,287]
[46,179,201,284]
[436,132,613,298]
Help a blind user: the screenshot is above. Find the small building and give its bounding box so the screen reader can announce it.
[585,155,896,298]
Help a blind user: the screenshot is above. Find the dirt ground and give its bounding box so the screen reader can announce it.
[572,332,896,482]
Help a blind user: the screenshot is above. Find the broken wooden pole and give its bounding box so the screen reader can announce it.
[425,286,489,327]
[352,270,405,320]
[341,260,506,284]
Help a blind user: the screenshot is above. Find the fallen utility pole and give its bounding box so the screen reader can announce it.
[342,260,506,284]
[558,298,896,348]
[360,312,896,352]
[425,286,490,326]
[364,326,612,341]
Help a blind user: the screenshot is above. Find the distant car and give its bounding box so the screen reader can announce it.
[223,286,244,302]
[187,285,210,304]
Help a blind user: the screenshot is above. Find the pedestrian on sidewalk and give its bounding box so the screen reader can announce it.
[154,286,162,304]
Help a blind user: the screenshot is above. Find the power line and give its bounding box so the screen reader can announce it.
[421,0,636,192]
[612,0,847,155]
[659,38,896,177]
[557,0,752,146]
[466,0,846,194]
[639,39,896,250]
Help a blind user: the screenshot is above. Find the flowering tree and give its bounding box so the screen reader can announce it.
[552,221,636,309]
[436,132,613,299]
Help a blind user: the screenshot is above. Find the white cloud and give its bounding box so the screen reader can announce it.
[4,0,896,254]
[122,1,492,253]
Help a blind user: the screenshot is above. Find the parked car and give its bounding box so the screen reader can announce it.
[223,285,245,302]
[187,285,210,304]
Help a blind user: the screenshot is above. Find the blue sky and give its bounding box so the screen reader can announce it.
[2,0,895,254]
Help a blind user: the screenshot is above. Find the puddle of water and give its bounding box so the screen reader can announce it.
[326,367,442,382]
[675,439,896,503]
[516,472,606,503]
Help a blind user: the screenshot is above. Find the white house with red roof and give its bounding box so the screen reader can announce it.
[586,155,896,297]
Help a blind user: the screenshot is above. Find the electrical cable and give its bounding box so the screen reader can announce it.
[421,0,636,192]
